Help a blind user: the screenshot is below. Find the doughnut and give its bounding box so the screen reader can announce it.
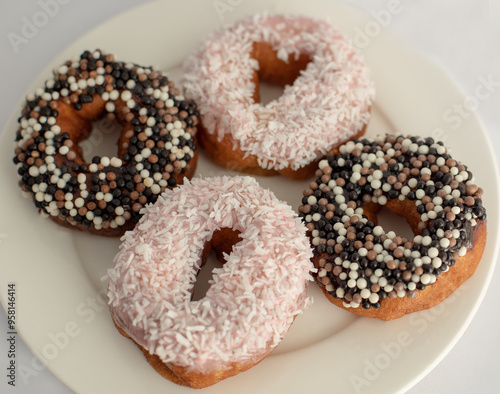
[13,49,199,236]
[107,176,314,388]
[183,14,374,179]
[298,135,487,320]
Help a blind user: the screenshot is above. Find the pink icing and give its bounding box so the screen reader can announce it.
[107,176,315,373]
[183,13,374,171]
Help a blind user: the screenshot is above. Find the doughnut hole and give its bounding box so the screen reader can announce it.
[362,199,419,240]
[251,42,311,105]
[80,117,124,163]
[53,96,133,166]
[192,228,242,301]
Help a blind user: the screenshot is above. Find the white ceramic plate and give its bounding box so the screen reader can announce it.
[1,1,499,393]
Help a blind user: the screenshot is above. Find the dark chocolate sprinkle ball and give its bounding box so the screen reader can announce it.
[13,50,199,234]
[299,134,486,310]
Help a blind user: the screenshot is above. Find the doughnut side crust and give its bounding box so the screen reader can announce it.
[114,321,275,388]
[198,119,368,180]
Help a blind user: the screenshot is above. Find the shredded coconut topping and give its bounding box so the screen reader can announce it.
[108,176,315,373]
[183,13,374,171]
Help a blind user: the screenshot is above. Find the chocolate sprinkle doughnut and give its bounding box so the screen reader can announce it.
[13,50,199,236]
[299,134,487,319]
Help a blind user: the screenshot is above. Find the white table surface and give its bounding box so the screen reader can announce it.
[0,1,499,393]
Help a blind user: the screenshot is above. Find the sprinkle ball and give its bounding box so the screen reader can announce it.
[108,176,314,388]
[13,50,199,236]
[299,135,487,320]
[183,14,374,179]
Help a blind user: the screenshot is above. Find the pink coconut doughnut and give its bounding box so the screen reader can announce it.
[183,13,374,178]
[107,176,314,388]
